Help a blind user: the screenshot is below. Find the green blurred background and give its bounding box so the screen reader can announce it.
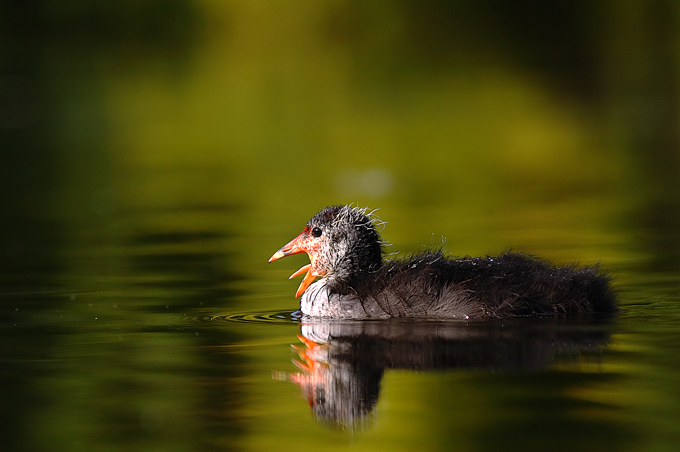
[3,1,680,270]
[2,1,680,451]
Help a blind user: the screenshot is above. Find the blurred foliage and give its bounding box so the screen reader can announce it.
[1,0,679,304]
[2,1,677,222]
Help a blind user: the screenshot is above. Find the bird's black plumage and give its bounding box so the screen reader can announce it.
[270,205,616,319]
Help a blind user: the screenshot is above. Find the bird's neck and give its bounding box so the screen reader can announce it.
[324,257,383,295]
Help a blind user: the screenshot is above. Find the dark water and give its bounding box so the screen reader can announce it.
[3,2,680,451]
[2,199,680,452]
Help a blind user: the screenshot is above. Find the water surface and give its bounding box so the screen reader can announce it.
[2,197,680,452]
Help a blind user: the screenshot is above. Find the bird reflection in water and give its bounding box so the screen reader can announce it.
[275,319,611,430]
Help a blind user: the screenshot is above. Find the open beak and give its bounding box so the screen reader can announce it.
[269,233,319,298]
[268,234,305,263]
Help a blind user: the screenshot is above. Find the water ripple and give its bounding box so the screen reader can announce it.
[216,310,301,324]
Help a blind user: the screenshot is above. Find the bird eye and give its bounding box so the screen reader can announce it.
[311,227,322,237]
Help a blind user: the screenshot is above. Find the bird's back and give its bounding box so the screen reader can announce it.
[334,251,615,319]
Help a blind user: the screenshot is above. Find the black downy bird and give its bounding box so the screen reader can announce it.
[269,205,616,319]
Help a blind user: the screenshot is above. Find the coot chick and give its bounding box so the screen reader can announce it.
[269,205,616,319]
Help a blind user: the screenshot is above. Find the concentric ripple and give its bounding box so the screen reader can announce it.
[218,310,302,324]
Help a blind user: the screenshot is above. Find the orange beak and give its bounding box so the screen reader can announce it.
[269,233,319,298]
[268,233,305,262]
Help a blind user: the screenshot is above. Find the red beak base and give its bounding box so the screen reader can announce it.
[269,233,320,298]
